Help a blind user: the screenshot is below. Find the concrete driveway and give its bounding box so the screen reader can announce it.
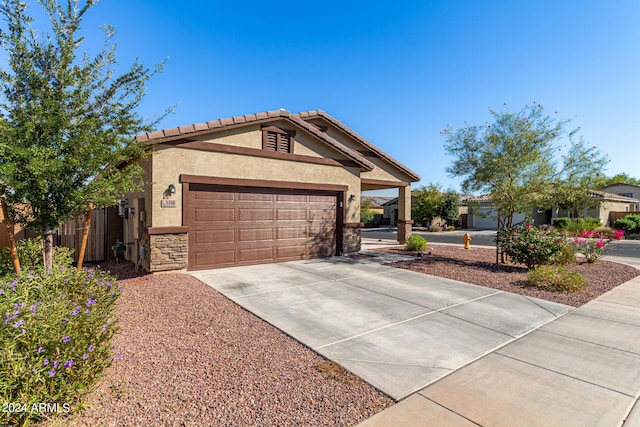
[191,253,571,400]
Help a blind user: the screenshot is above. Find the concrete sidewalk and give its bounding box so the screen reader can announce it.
[360,275,640,426]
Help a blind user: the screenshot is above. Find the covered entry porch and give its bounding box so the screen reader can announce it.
[361,179,413,243]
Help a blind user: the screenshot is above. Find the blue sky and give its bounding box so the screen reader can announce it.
[15,1,640,195]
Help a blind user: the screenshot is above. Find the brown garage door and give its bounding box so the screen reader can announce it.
[185,184,338,270]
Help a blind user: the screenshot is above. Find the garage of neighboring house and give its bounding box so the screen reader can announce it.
[117,109,419,272]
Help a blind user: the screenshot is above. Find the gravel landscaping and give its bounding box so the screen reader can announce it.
[41,244,639,426]
[44,263,393,427]
[383,244,639,307]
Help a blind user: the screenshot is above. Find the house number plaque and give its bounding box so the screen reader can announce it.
[161,199,177,208]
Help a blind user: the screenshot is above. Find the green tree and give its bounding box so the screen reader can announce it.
[595,172,640,189]
[0,0,167,272]
[439,189,460,227]
[360,198,376,227]
[443,104,608,229]
[412,183,444,229]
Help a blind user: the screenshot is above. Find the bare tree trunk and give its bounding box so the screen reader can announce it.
[43,222,54,274]
[77,203,93,269]
[1,197,21,274]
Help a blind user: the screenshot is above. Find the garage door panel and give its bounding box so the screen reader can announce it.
[239,192,274,202]
[239,228,274,242]
[192,190,235,201]
[276,245,307,258]
[195,249,235,267]
[277,227,307,240]
[277,209,308,221]
[194,229,235,244]
[276,194,308,203]
[239,247,275,263]
[239,209,274,222]
[187,185,338,270]
[194,208,235,222]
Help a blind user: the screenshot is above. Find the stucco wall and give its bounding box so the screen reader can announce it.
[150,146,361,227]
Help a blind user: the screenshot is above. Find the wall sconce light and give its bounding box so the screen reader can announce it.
[168,184,176,195]
[349,194,357,202]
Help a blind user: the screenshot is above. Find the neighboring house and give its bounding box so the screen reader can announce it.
[361,196,391,215]
[113,109,419,272]
[601,183,640,210]
[382,197,399,225]
[466,190,640,230]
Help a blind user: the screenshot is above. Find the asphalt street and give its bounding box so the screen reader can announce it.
[361,228,640,259]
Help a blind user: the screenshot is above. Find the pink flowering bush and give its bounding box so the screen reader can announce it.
[497,221,566,268]
[569,229,624,263]
[0,265,120,425]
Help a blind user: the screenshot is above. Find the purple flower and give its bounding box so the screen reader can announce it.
[11,278,18,287]
[0,289,4,295]
[62,318,68,323]
[85,308,90,314]
[88,345,95,352]
[82,353,89,360]
[21,329,26,335]
[49,369,56,377]
[63,360,74,369]
[15,302,24,308]
[43,359,49,366]
[86,298,97,307]
[53,361,59,368]
[13,319,24,328]
[30,303,38,314]
[114,353,122,360]
[102,324,108,331]
[62,336,71,343]
[12,310,21,319]
[37,347,43,353]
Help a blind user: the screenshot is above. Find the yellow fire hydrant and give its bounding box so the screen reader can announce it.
[463,232,471,249]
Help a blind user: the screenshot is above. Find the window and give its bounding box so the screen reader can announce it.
[262,126,295,153]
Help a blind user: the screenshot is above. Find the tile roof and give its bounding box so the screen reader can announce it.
[135,109,376,172]
[295,110,421,182]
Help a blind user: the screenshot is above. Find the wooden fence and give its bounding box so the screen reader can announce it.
[609,211,635,225]
[58,208,107,263]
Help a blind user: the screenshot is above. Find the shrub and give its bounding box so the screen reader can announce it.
[568,229,623,263]
[498,221,563,268]
[553,243,577,265]
[0,266,120,425]
[0,237,74,276]
[446,225,456,231]
[405,235,427,252]
[527,265,587,292]
[430,225,442,232]
[552,217,571,230]
[614,217,638,234]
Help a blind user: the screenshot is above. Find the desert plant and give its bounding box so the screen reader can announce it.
[498,221,563,268]
[430,225,443,232]
[446,225,456,231]
[0,266,120,425]
[405,235,427,252]
[0,237,74,277]
[527,265,587,292]
[552,243,577,265]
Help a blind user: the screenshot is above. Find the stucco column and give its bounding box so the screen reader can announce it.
[397,185,413,244]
